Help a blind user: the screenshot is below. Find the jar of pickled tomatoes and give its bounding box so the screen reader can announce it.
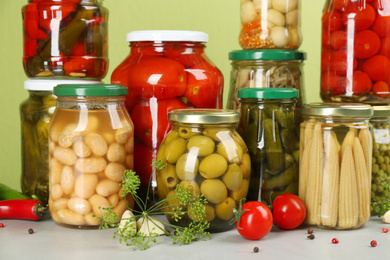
[22,0,108,79]
[239,0,302,49]
[321,0,390,104]
[111,30,224,207]
[48,84,134,228]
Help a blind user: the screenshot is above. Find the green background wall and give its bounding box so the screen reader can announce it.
[0,0,323,190]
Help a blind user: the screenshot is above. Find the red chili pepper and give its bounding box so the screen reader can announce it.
[0,199,47,220]
[23,3,48,40]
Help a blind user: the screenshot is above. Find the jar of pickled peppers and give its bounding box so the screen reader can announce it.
[20,79,100,205]
[22,0,108,79]
[370,106,390,217]
[300,103,373,229]
[111,30,224,207]
[239,0,302,49]
[48,84,134,228]
[237,88,299,206]
[321,0,390,104]
[156,109,250,232]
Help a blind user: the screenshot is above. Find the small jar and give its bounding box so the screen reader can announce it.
[22,0,108,79]
[370,106,390,216]
[48,84,134,228]
[227,50,306,114]
[20,79,100,205]
[156,109,250,232]
[300,103,373,230]
[321,0,390,104]
[111,30,224,207]
[239,0,302,49]
[237,88,299,206]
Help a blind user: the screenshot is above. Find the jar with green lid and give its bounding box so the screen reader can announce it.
[370,106,390,217]
[227,49,305,114]
[20,79,100,205]
[48,84,134,228]
[300,103,373,230]
[156,109,250,232]
[237,88,299,207]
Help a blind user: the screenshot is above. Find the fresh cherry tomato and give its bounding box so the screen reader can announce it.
[235,201,273,240]
[371,14,390,37]
[185,62,223,108]
[363,55,390,82]
[272,194,306,230]
[131,98,187,148]
[342,3,376,31]
[353,30,380,59]
[127,56,187,100]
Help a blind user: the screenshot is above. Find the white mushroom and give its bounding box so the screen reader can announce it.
[272,0,298,14]
[267,9,286,27]
[136,216,166,236]
[271,26,289,47]
[241,1,257,24]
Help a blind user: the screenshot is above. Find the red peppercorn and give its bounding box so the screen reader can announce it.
[370,240,377,247]
[0,223,4,228]
[382,228,388,233]
[332,238,339,244]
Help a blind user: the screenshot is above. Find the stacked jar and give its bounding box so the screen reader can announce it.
[20,0,113,227]
[111,30,224,207]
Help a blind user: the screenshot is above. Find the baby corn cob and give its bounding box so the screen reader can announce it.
[358,128,372,181]
[330,131,340,152]
[305,123,323,226]
[352,137,370,225]
[299,139,312,204]
[338,144,359,229]
[340,128,356,159]
[320,131,339,228]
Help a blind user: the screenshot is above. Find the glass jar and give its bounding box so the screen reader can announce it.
[237,88,299,206]
[227,50,305,115]
[111,30,224,207]
[239,0,302,49]
[370,106,390,217]
[20,79,100,205]
[22,0,108,79]
[156,109,250,232]
[300,103,373,230]
[321,0,390,104]
[48,84,134,228]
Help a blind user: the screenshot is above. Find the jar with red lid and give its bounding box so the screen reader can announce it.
[321,0,390,104]
[22,0,108,79]
[111,30,224,206]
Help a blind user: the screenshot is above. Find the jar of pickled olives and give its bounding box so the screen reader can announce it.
[111,30,224,207]
[227,49,306,113]
[370,106,390,216]
[237,88,299,206]
[300,103,373,229]
[20,79,100,205]
[22,0,108,79]
[156,109,250,232]
[48,84,134,228]
[239,0,302,49]
[321,0,390,104]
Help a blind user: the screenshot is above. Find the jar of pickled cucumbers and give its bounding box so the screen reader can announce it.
[237,88,299,206]
[156,109,250,232]
[22,0,108,79]
[48,84,134,228]
[370,106,390,217]
[20,79,100,205]
[300,103,373,229]
[227,49,306,113]
[111,30,224,208]
[239,0,302,49]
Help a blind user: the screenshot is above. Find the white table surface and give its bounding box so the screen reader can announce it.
[1,214,389,260]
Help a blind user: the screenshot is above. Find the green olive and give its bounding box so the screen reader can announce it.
[217,139,243,164]
[175,153,199,181]
[179,180,200,197]
[156,171,170,199]
[199,153,228,179]
[222,164,244,192]
[229,179,249,202]
[157,144,166,163]
[163,130,179,145]
[240,153,251,179]
[200,179,227,204]
[215,197,236,221]
[165,137,187,164]
[202,127,232,141]
[188,204,215,222]
[187,135,215,157]
[179,127,201,139]
[160,164,179,189]
[231,131,247,151]
[165,190,182,212]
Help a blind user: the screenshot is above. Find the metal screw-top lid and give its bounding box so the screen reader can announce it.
[238,88,299,99]
[168,109,239,124]
[54,84,128,97]
[372,106,390,117]
[301,103,373,117]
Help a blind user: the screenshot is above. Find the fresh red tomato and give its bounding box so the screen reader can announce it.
[372,81,390,98]
[322,10,343,32]
[38,3,77,31]
[185,62,223,108]
[329,30,347,50]
[371,14,390,37]
[131,98,187,148]
[235,201,273,240]
[133,143,158,186]
[363,55,390,81]
[272,194,306,230]
[354,30,381,59]
[342,3,376,31]
[127,56,187,100]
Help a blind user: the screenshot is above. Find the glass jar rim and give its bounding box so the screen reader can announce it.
[168,109,239,124]
[302,102,373,117]
[127,30,208,43]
